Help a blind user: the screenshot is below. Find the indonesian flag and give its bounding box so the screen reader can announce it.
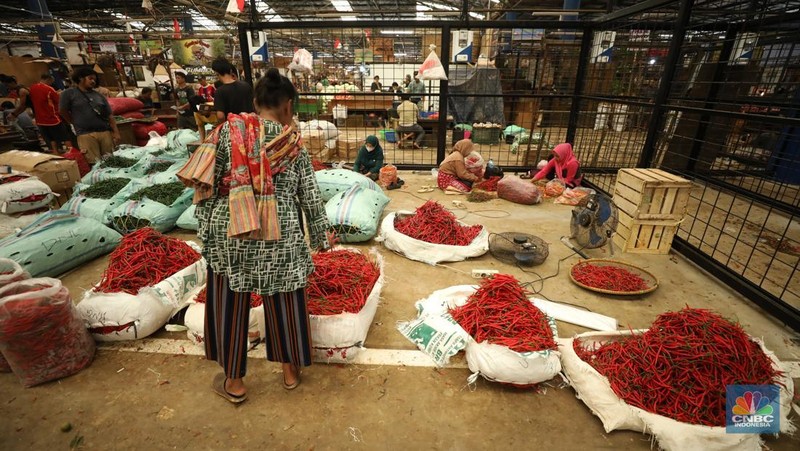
[334,38,341,50]
[172,18,181,39]
[226,0,245,13]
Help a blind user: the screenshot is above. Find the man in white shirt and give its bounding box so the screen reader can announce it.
[396,93,425,149]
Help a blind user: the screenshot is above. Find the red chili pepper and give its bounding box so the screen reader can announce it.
[574,307,783,427]
[571,263,650,292]
[394,200,482,246]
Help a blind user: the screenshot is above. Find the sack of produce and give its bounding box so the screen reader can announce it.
[497,177,542,205]
[62,147,90,177]
[315,169,382,202]
[464,152,485,178]
[378,200,488,265]
[81,155,143,185]
[108,97,144,115]
[162,129,200,158]
[132,121,167,141]
[0,174,54,214]
[184,288,264,346]
[61,178,133,224]
[562,307,795,451]
[326,185,390,243]
[176,204,198,231]
[307,248,384,361]
[0,211,122,277]
[76,228,205,341]
[108,180,194,233]
[0,278,95,386]
[0,258,30,373]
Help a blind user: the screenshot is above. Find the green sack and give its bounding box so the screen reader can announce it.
[163,129,200,158]
[0,211,122,277]
[176,204,198,231]
[60,179,134,225]
[326,185,390,243]
[108,180,194,234]
[503,125,528,136]
[315,169,383,202]
[454,123,473,131]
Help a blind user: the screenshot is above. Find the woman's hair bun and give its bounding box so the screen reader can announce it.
[266,68,281,83]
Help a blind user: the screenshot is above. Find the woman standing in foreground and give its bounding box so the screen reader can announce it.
[177,68,330,403]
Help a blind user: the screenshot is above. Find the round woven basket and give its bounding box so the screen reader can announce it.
[569,258,659,296]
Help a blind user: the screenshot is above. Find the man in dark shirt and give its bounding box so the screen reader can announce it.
[370,76,382,92]
[211,58,253,123]
[174,72,196,130]
[59,67,120,164]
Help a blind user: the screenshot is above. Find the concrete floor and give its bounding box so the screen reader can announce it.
[2,171,800,450]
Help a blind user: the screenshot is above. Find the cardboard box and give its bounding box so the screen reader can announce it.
[304,132,330,160]
[51,188,73,209]
[337,137,362,160]
[0,151,80,192]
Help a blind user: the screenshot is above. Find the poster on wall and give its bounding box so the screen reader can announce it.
[99,42,118,53]
[171,39,225,66]
[139,40,164,56]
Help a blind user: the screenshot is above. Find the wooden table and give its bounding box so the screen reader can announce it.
[329,95,394,127]
[419,117,452,148]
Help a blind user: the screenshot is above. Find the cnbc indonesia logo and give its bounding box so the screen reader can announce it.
[730,391,774,428]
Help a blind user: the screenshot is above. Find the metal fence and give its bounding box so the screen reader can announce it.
[240,0,800,330]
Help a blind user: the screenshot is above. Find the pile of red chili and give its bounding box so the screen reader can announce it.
[394,200,483,246]
[451,274,556,352]
[571,262,650,292]
[194,287,263,308]
[574,307,782,426]
[96,227,201,295]
[306,250,380,315]
[474,176,502,192]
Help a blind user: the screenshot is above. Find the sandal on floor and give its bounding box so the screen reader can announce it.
[283,366,300,390]
[387,182,401,190]
[417,186,434,193]
[519,173,533,180]
[212,373,247,404]
[397,178,405,186]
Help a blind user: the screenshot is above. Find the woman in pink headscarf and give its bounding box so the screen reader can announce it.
[527,143,582,187]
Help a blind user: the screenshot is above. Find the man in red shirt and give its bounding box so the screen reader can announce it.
[29,73,72,153]
[197,75,216,103]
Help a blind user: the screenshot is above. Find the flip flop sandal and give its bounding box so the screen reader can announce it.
[387,182,401,190]
[417,187,434,193]
[283,366,301,390]
[519,173,533,180]
[397,179,405,186]
[212,373,247,404]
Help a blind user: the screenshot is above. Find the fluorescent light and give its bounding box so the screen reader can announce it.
[491,0,500,3]
[381,29,413,35]
[63,21,88,33]
[394,52,407,56]
[257,1,285,21]
[419,2,457,10]
[649,58,656,65]
[469,12,485,19]
[340,15,357,21]
[330,0,353,12]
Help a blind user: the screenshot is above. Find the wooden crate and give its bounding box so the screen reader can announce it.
[612,168,692,254]
[337,137,362,160]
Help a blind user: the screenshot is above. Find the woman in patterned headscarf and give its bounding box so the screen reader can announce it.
[178,68,331,403]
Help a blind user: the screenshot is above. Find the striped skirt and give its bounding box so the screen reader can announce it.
[204,267,313,379]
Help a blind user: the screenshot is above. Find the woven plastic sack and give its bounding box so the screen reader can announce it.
[0,278,95,387]
[164,129,200,156]
[108,180,194,234]
[310,249,385,362]
[326,186,390,243]
[176,204,198,231]
[315,169,383,202]
[561,331,795,451]
[288,48,314,74]
[497,177,542,205]
[0,258,30,373]
[377,212,489,265]
[81,154,149,185]
[132,121,167,140]
[299,120,339,141]
[378,164,397,187]
[113,145,158,161]
[62,147,90,177]
[61,180,134,225]
[464,152,485,178]
[0,211,122,277]
[0,176,54,214]
[418,47,448,81]
[77,243,205,342]
[108,97,144,115]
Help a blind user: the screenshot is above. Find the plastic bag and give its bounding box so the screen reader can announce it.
[0,211,122,277]
[0,176,54,214]
[378,164,398,188]
[497,177,542,205]
[464,152,485,178]
[288,48,314,74]
[0,278,95,387]
[418,46,448,81]
[0,258,30,373]
[315,169,383,202]
[554,187,595,206]
[326,186,390,243]
[544,179,566,197]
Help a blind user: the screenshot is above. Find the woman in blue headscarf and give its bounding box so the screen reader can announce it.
[352,135,384,181]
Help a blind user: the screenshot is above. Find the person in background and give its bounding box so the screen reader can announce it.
[1,74,33,124]
[197,75,216,103]
[1,100,37,140]
[191,95,216,142]
[408,73,425,105]
[396,93,425,149]
[29,73,72,153]
[352,135,384,181]
[176,67,331,403]
[438,139,480,193]
[402,74,412,89]
[136,87,155,116]
[212,58,254,123]
[174,72,197,130]
[390,82,403,95]
[370,76,382,92]
[96,86,111,97]
[59,67,120,165]
[524,142,583,187]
